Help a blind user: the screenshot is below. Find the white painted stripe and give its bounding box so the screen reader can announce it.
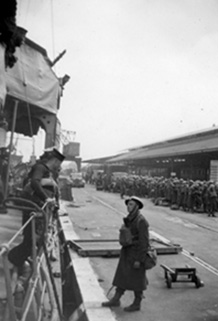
[69,254,117,321]
[59,215,79,240]
[89,193,126,217]
[182,250,218,276]
[150,230,218,276]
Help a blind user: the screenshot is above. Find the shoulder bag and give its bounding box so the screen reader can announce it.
[144,247,157,270]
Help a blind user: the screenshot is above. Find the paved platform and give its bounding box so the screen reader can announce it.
[59,202,117,321]
[63,186,218,321]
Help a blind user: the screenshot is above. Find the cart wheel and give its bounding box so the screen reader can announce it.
[194,276,201,288]
[166,276,172,288]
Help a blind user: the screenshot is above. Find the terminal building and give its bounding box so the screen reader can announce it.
[84,127,218,182]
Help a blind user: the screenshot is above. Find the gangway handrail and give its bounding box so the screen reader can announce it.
[1,197,48,258]
[0,214,34,257]
[0,197,63,321]
[3,197,46,212]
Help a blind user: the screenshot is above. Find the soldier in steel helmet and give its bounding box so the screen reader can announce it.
[102,196,150,312]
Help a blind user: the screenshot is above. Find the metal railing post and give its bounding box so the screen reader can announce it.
[1,249,17,321]
[31,215,37,277]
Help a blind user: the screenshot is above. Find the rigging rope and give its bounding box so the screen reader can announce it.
[50,0,56,69]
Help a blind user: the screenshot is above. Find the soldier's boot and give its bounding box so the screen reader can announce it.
[123,292,142,312]
[102,288,124,307]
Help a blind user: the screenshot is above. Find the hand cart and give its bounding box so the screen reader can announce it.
[160,264,203,289]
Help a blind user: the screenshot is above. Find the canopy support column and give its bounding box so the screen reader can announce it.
[4,99,18,200]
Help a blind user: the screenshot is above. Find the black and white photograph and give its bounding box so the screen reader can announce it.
[0,1,218,320]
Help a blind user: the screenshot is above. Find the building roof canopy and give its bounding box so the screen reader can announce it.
[107,127,218,163]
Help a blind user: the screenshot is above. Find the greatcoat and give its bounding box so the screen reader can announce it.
[113,210,149,291]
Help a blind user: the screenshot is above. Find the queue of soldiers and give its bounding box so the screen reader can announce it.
[94,173,218,217]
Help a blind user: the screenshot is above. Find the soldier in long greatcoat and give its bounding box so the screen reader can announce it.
[102,196,149,312]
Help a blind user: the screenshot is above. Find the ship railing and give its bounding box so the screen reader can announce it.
[0,197,63,321]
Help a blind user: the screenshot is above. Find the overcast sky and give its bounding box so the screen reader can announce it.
[16,0,218,160]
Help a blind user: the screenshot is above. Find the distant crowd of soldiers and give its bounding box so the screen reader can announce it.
[94,173,218,217]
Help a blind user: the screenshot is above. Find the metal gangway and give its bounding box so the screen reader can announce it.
[0,197,64,321]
